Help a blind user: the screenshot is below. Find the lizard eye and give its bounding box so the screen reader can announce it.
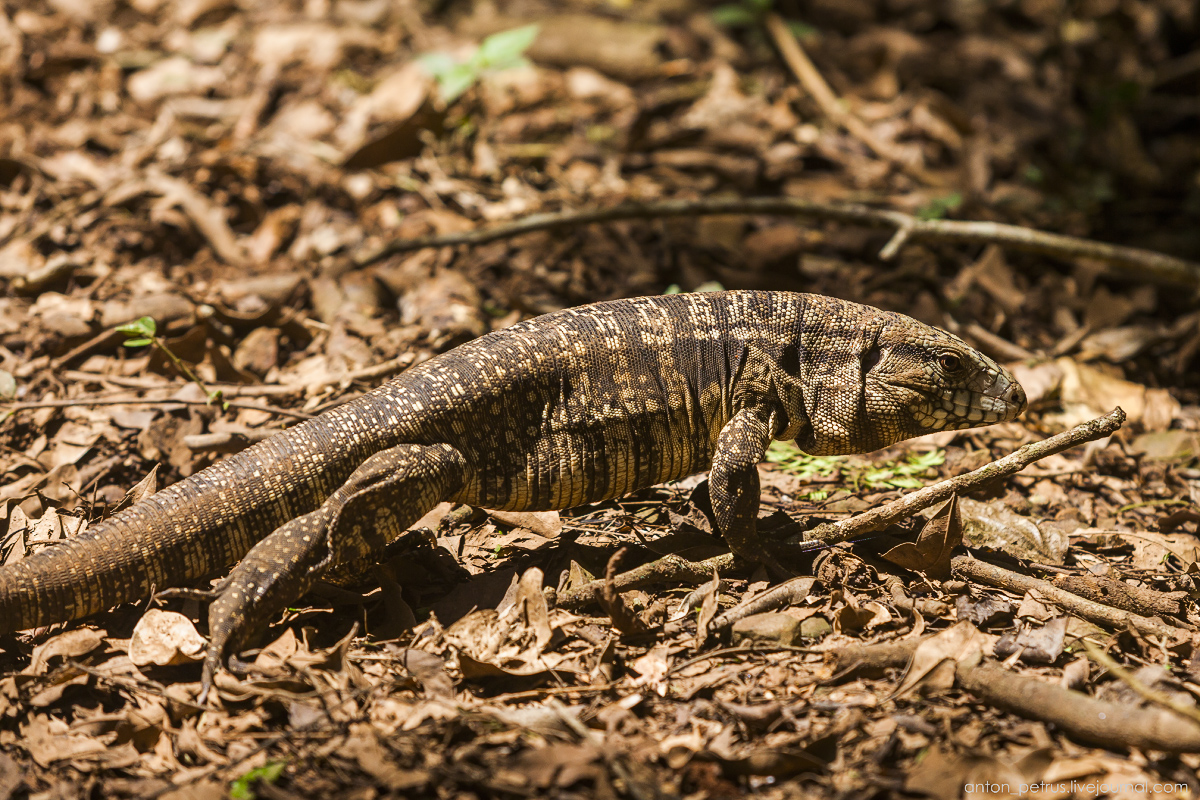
[938,353,962,372]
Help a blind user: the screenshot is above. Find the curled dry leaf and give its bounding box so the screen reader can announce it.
[129,609,206,666]
[883,494,962,579]
[26,628,107,675]
[959,496,1068,565]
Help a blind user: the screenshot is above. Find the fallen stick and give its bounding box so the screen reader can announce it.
[829,638,1200,752]
[1082,639,1200,727]
[958,663,1200,752]
[709,577,817,633]
[558,553,734,611]
[803,408,1127,546]
[952,556,1188,641]
[351,199,1200,289]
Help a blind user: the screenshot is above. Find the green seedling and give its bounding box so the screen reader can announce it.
[766,441,945,492]
[915,192,963,221]
[420,24,540,105]
[116,316,227,410]
[230,761,286,800]
[711,0,815,37]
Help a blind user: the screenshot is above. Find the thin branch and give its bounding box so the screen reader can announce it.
[951,555,1186,641]
[803,408,1127,546]
[763,13,938,186]
[2,396,314,421]
[351,197,1200,289]
[827,637,1200,752]
[558,553,734,610]
[957,662,1200,752]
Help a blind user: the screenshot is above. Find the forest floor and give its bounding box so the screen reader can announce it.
[1,0,1199,798]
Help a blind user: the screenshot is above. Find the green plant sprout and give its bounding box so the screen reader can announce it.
[711,0,815,37]
[915,192,963,221]
[664,280,725,295]
[115,316,227,410]
[229,761,286,800]
[419,24,540,104]
[766,441,945,491]
[765,441,840,480]
[859,449,946,490]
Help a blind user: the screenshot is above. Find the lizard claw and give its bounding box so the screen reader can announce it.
[200,507,334,698]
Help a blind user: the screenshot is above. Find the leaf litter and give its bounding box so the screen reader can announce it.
[0,0,1199,798]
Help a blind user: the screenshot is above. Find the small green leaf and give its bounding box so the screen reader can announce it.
[417,51,459,80]
[711,5,759,27]
[122,338,153,348]
[787,20,817,38]
[477,24,539,69]
[437,63,479,103]
[664,284,683,294]
[915,192,963,221]
[904,449,946,471]
[115,316,157,339]
[230,761,286,800]
[886,476,924,489]
[694,280,726,293]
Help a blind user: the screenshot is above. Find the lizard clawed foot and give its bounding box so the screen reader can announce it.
[197,441,470,702]
[200,505,335,700]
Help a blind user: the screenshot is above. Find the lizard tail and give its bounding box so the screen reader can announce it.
[0,490,250,633]
[0,423,358,634]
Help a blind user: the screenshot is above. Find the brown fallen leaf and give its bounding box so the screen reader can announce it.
[883,494,962,579]
[894,620,991,698]
[129,609,206,667]
[26,627,107,675]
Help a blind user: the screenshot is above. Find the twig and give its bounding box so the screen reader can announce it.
[2,396,314,421]
[826,637,1200,752]
[1082,639,1200,727]
[351,197,1200,289]
[598,547,649,634]
[666,643,820,677]
[708,577,817,633]
[1053,573,1183,619]
[763,13,937,186]
[558,553,734,610]
[803,408,1127,547]
[957,662,1200,752]
[952,556,1187,640]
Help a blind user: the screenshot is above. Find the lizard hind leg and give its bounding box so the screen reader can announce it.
[200,442,470,697]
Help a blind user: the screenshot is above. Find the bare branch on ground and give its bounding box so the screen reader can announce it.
[829,637,1200,752]
[958,662,1200,752]
[352,198,1200,289]
[1082,639,1200,727]
[952,555,1189,640]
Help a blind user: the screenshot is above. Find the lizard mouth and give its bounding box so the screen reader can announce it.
[913,371,1027,429]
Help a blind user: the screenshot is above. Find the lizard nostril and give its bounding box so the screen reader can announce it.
[1009,383,1027,412]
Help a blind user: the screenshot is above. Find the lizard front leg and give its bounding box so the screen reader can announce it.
[201,442,469,697]
[710,407,787,572]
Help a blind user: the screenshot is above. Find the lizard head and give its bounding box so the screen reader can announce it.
[792,316,1025,456]
[864,321,1026,442]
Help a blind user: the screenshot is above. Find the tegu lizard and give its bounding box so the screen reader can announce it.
[0,291,1025,691]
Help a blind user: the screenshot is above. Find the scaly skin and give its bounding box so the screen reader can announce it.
[0,292,1026,691]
